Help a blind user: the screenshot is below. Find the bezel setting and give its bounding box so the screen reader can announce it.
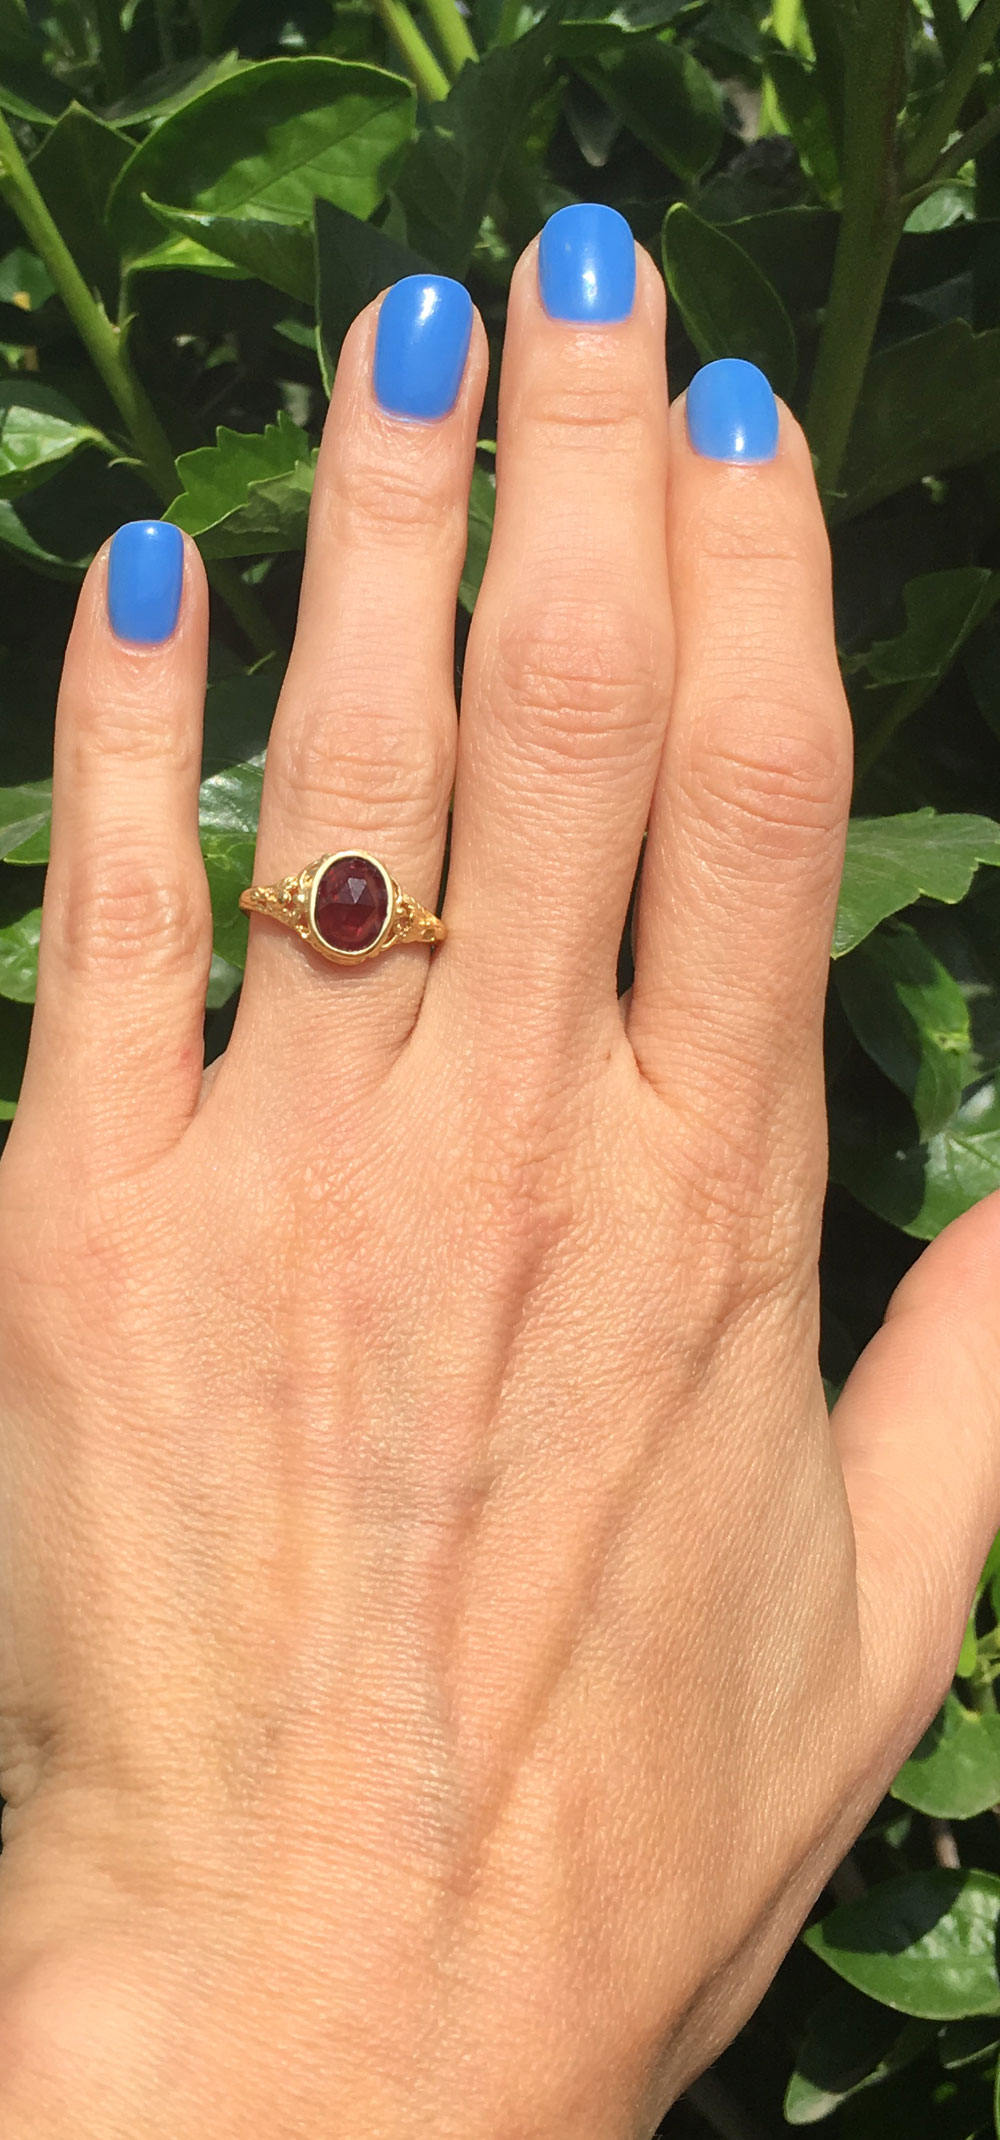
[307,850,396,963]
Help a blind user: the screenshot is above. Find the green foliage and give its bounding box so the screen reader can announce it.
[803,1872,1000,2020]
[662,200,798,396]
[165,412,317,556]
[1,0,1000,2132]
[892,1696,1000,1822]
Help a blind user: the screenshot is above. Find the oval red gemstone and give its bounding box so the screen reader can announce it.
[313,855,389,954]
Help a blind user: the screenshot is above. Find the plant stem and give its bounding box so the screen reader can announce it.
[371,0,450,98]
[92,0,127,102]
[207,562,279,655]
[925,96,1000,185]
[930,1819,961,1869]
[904,0,1000,185]
[0,109,178,500]
[805,0,908,501]
[0,108,276,658]
[422,0,478,75]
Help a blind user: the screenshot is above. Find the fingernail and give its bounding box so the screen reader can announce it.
[537,202,636,324]
[373,274,473,422]
[107,520,184,643]
[685,358,779,463]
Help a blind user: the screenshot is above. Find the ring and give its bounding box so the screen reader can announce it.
[238,851,446,967]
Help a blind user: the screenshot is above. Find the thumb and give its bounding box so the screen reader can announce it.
[832,1188,1000,1745]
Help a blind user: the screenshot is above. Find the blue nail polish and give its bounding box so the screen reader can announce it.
[537,202,636,324]
[373,275,473,422]
[107,520,184,643]
[685,358,779,463]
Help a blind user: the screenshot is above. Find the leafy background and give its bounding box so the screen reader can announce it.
[1,0,1000,2130]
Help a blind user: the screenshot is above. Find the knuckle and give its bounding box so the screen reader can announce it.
[526,374,649,448]
[679,688,849,868]
[57,846,208,975]
[688,485,829,579]
[272,715,452,837]
[64,677,199,774]
[331,442,465,547]
[487,594,662,766]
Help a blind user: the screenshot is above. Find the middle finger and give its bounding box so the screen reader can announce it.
[433,207,673,1056]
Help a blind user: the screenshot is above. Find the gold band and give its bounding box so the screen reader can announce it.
[238,851,445,968]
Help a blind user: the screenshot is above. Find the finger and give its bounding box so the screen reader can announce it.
[432,207,672,1055]
[628,365,852,1154]
[832,1191,1000,1765]
[229,276,487,1081]
[16,522,211,1169]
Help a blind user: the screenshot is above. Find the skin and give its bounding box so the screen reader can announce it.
[0,237,997,2138]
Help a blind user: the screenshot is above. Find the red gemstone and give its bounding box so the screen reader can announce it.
[313,854,389,954]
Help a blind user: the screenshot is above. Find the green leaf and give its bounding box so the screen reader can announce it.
[846,569,1000,687]
[958,1608,981,1681]
[0,777,51,860]
[122,233,250,280]
[892,1693,1000,1821]
[199,759,262,969]
[164,411,317,558]
[107,57,415,260]
[101,50,246,125]
[839,323,1000,520]
[560,1,691,27]
[197,670,276,969]
[0,244,53,311]
[803,1870,1000,2020]
[785,1982,931,2124]
[0,3,68,126]
[0,904,40,1001]
[314,197,431,389]
[0,496,88,578]
[0,997,30,1119]
[765,48,840,202]
[0,382,110,500]
[661,201,797,398]
[831,1078,1000,1240]
[28,105,133,308]
[396,20,557,276]
[564,26,723,181]
[460,463,495,615]
[720,206,837,318]
[836,921,971,1138]
[144,199,315,303]
[834,813,1000,959]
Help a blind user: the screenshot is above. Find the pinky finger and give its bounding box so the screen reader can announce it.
[16,521,211,1171]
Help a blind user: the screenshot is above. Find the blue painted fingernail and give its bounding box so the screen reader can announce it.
[685,358,779,463]
[373,275,473,422]
[107,520,184,643]
[537,202,636,324]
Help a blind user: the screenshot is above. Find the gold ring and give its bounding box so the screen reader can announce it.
[238,851,445,967]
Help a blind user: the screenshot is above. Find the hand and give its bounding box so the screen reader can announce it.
[0,208,997,2140]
